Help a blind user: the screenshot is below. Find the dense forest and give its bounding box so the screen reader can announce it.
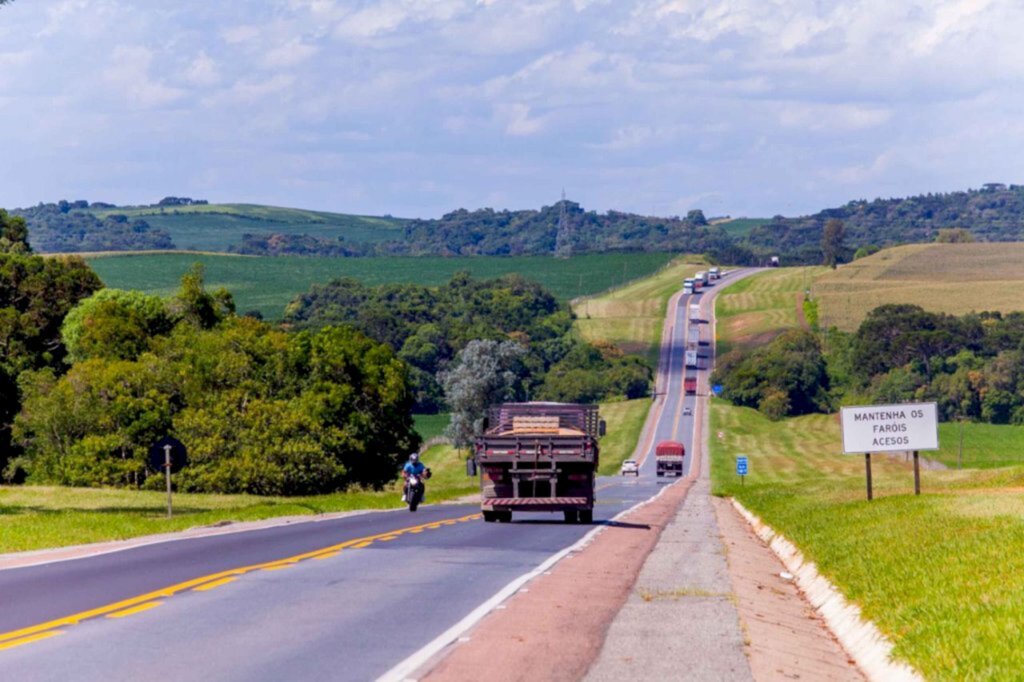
[746,183,1024,263]
[714,303,1024,424]
[283,273,652,413]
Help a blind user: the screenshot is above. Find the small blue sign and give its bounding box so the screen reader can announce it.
[736,456,748,476]
[712,384,724,396]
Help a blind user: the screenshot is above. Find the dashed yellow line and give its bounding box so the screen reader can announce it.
[0,512,480,650]
[0,631,63,651]
[192,577,236,592]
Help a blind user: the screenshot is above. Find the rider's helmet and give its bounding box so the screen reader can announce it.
[409,453,419,463]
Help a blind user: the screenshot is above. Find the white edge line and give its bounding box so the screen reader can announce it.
[730,499,922,682]
[377,479,684,682]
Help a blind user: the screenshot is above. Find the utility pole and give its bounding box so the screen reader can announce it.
[554,189,572,259]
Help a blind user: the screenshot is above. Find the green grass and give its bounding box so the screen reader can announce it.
[85,203,407,251]
[0,442,479,554]
[710,401,1024,680]
[715,267,823,356]
[413,413,450,442]
[574,257,708,365]
[85,252,676,320]
[933,421,1024,469]
[598,398,652,476]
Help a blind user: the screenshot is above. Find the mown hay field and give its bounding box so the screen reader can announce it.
[715,266,825,356]
[85,251,676,320]
[812,243,1024,331]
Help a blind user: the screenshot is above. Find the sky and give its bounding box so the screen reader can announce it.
[1,0,1022,219]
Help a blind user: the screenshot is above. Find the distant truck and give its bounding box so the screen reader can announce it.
[685,350,699,368]
[689,303,701,323]
[682,278,694,295]
[655,441,686,477]
[687,326,700,349]
[709,266,720,280]
[474,402,604,524]
[694,271,707,286]
[684,376,697,394]
[770,256,780,267]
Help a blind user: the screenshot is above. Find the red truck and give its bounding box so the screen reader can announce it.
[655,440,686,477]
[684,376,697,394]
[474,402,604,524]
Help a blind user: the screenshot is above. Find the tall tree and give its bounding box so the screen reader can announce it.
[440,340,526,448]
[821,218,846,269]
[0,210,30,254]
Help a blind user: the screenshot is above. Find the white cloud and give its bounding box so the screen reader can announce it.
[263,39,319,69]
[222,25,260,44]
[497,103,545,136]
[104,45,185,109]
[185,51,220,87]
[778,103,892,133]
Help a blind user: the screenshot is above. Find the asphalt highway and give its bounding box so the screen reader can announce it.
[0,273,734,681]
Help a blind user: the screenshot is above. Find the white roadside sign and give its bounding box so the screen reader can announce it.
[840,402,939,454]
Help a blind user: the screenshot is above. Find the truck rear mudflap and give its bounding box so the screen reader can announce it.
[482,496,591,512]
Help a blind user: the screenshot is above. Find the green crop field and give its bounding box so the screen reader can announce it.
[85,203,407,251]
[85,252,676,320]
[812,243,1024,331]
[574,256,708,365]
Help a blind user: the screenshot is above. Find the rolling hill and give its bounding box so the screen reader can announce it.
[811,242,1024,330]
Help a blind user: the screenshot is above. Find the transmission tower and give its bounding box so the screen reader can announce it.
[554,189,573,258]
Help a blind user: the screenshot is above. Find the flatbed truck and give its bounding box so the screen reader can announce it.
[474,402,604,524]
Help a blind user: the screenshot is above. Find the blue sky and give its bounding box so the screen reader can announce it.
[1,0,1021,219]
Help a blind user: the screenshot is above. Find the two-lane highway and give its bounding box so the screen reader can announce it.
[0,272,739,681]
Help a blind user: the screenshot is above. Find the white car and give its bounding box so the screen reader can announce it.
[620,459,640,476]
[683,406,693,416]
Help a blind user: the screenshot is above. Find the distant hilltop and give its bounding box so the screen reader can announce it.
[11,183,1024,265]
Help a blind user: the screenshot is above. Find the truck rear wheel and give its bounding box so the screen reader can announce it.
[563,510,578,523]
[578,509,593,524]
[498,511,513,523]
[483,511,497,523]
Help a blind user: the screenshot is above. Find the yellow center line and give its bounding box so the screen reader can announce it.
[312,552,340,561]
[0,631,63,651]
[106,601,162,619]
[0,512,481,647]
[192,577,237,592]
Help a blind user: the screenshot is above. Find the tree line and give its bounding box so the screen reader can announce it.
[713,303,1024,425]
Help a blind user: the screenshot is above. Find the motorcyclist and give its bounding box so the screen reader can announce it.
[402,453,427,502]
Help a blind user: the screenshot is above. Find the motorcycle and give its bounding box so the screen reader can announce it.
[405,468,431,512]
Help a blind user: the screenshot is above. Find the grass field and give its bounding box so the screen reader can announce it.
[85,203,407,251]
[813,243,1024,331]
[712,267,1024,679]
[573,257,707,365]
[710,402,1024,680]
[86,252,676,320]
[714,266,824,356]
[597,398,652,476]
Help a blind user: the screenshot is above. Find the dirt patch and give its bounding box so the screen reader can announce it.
[713,497,865,681]
[421,479,694,682]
